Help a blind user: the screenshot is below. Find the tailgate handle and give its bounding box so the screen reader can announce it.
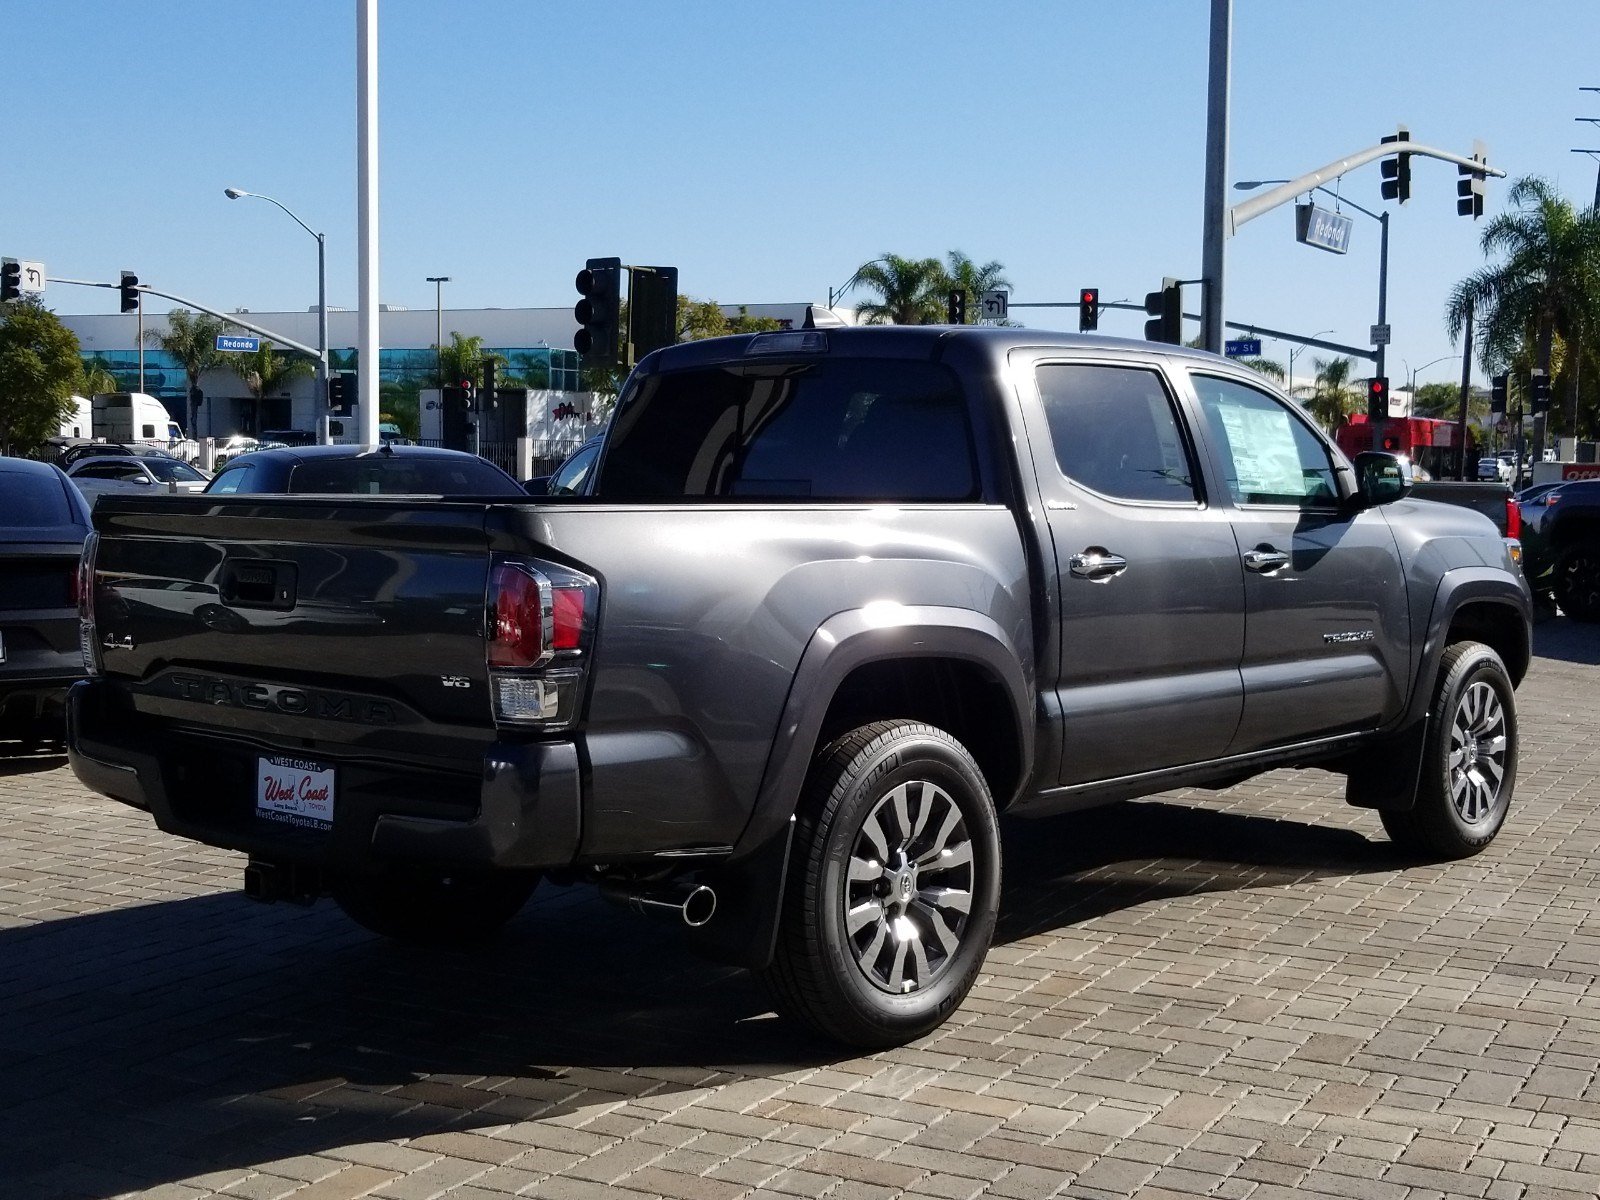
[220,559,298,610]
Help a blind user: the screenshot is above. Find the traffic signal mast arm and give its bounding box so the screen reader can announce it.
[1229,139,1506,235]
[44,275,324,360]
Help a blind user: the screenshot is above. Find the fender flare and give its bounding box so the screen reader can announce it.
[731,605,1033,862]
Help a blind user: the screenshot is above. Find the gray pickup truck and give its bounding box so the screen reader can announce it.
[68,327,1531,1047]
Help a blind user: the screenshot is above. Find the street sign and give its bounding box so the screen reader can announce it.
[216,334,260,353]
[1369,324,1391,345]
[1224,338,1262,358]
[1295,203,1353,255]
[19,260,45,296]
[978,289,1009,320]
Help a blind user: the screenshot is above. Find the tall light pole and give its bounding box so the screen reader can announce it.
[1287,329,1334,401]
[1404,354,1457,408]
[225,187,329,444]
[1234,180,1391,381]
[1200,0,1233,353]
[426,276,450,387]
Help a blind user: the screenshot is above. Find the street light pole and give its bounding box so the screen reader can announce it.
[426,276,450,389]
[1287,329,1334,401]
[225,186,330,444]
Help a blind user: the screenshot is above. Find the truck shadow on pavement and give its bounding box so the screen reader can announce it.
[0,796,1399,1198]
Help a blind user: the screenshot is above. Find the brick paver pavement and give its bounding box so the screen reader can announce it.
[2,621,1597,1200]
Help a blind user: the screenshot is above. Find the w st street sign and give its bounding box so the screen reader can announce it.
[216,334,261,353]
[1225,338,1262,358]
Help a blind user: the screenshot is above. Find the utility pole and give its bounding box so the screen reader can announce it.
[356,0,380,446]
[1456,300,1473,481]
[1200,0,1232,354]
[427,276,450,389]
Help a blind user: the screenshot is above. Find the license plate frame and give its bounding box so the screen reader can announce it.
[255,754,336,830]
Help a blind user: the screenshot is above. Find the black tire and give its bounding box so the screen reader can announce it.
[1552,539,1600,623]
[1381,641,1517,859]
[332,871,538,945]
[760,721,1001,1049]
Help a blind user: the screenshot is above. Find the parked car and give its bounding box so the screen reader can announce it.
[69,327,1531,1048]
[0,457,92,745]
[1478,456,1513,483]
[67,455,210,506]
[203,444,527,496]
[1535,479,1600,620]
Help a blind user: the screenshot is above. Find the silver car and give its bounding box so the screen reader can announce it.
[67,455,211,506]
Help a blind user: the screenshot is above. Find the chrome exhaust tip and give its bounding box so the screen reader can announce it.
[600,880,717,928]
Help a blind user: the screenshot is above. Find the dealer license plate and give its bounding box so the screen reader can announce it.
[256,755,336,830]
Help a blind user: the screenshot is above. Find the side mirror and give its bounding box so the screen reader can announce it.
[523,478,549,497]
[1352,451,1414,507]
[130,475,153,485]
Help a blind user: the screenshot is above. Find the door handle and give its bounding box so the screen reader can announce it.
[1242,548,1291,574]
[1069,548,1129,581]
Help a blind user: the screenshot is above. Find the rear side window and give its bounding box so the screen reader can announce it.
[1036,363,1199,503]
[597,359,977,502]
[287,456,522,495]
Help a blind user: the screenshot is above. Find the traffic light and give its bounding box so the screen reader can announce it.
[119,271,140,314]
[573,257,622,367]
[481,358,498,409]
[628,265,678,362]
[1078,287,1100,332]
[1490,372,1508,416]
[1458,141,1488,219]
[1143,278,1182,344]
[1367,376,1390,421]
[1531,368,1551,414]
[0,259,19,303]
[327,373,349,413]
[947,289,966,325]
[1380,125,1412,204]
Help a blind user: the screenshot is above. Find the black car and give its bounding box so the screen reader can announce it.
[0,457,92,744]
[524,436,603,496]
[205,444,528,496]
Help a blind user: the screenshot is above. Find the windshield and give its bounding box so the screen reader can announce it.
[143,458,207,483]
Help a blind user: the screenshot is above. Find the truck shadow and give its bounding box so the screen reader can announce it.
[1532,616,1600,665]
[0,797,1396,1198]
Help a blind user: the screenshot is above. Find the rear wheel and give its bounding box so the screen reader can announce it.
[1552,539,1600,622]
[1381,641,1516,859]
[332,871,538,945]
[761,721,1001,1049]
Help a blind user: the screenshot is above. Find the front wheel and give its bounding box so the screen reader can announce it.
[332,871,538,945]
[1381,641,1517,859]
[1552,540,1600,622]
[760,721,1001,1049]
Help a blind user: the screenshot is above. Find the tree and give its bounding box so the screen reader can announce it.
[427,331,504,388]
[1306,356,1362,431]
[0,299,84,455]
[943,252,1012,324]
[230,340,313,406]
[1238,357,1285,382]
[79,355,119,396]
[676,296,780,342]
[851,255,948,325]
[1445,176,1600,441]
[145,309,227,435]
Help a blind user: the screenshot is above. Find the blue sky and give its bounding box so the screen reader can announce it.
[8,1,1599,388]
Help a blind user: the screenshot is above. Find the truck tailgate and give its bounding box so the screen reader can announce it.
[90,496,501,765]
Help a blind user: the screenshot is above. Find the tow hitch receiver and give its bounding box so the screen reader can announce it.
[243,859,323,906]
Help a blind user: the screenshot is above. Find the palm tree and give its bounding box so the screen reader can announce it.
[850,255,947,325]
[79,355,119,396]
[1445,176,1600,441]
[943,252,1012,324]
[428,331,505,388]
[1307,356,1362,431]
[145,309,228,434]
[230,341,313,431]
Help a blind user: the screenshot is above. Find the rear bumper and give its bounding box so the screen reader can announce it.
[66,679,582,873]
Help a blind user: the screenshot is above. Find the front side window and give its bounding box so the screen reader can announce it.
[1035,363,1198,503]
[1191,374,1339,508]
[597,359,977,502]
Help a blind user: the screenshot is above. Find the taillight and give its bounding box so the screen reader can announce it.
[485,557,597,729]
[78,532,101,676]
[1504,497,1522,541]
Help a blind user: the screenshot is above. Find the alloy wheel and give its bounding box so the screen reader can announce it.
[1449,680,1508,824]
